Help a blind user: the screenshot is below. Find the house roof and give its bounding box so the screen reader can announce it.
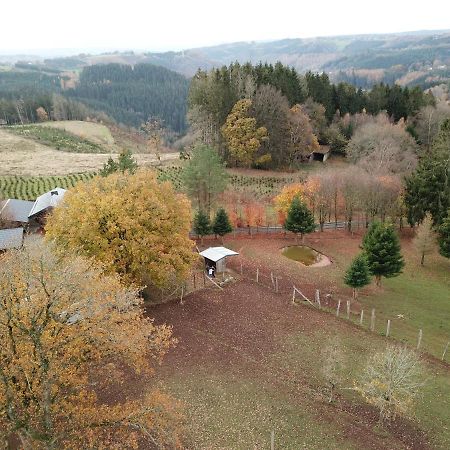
[0,199,35,223]
[199,246,239,262]
[28,188,66,218]
[312,146,331,155]
[0,228,24,250]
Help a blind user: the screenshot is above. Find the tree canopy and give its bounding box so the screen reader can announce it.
[46,170,196,289]
[284,195,316,242]
[0,241,180,448]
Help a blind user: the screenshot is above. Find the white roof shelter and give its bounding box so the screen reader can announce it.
[0,199,35,223]
[199,246,239,262]
[0,228,24,250]
[28,188,66,218]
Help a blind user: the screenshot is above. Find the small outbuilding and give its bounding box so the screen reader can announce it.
[309,146,331,162]
[28,188,66,219]
[0,228,24,252]
[0,199,35,226]
[199,246,239,273]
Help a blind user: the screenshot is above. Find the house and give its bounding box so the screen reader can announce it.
[309,146,331,162]
[199,246,239,273]
[0,228,24,252]
[28,188,67,219]
[0,198,35,227]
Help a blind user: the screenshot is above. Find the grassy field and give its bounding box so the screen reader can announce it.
[7,124,105,153]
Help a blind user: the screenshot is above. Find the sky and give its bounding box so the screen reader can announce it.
[1,0,449,54]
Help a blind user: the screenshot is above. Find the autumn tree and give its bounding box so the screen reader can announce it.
[284,195,315,243]
[221,99,268,167]
[347,113,418,175]
[356,346,424,422]
[212,208,233,244]
[0,241,181,449]
[413,214,437,265]
[344,253,372,298]
[36,106,48,122]
[182,144,228,215]
[413,102,450,150]
[362,222,404,286]
[143,118,165,161]
[273,183,306,225]
[438,212,450,258]
[287,104,319,166]
[46,170,196,290]
[193,209,211,244]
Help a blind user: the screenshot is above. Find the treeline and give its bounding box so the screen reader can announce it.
[67,63,190,132]
[0,91,108,125]
[188,62,434,169]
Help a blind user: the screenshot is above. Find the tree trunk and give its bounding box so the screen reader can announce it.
[375,275,382,287]
[353,288,357,299]
[421,253,424,266]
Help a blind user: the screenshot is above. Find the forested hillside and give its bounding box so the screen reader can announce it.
[66,63,189,132]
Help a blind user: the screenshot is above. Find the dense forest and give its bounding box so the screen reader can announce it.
[188,62,436,169]
[66,63,189,132]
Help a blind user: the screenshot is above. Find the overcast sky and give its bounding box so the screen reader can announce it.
[1,0,449,54]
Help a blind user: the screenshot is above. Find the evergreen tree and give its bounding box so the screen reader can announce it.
[212,208,233,244]
[117,150,138,174]
[100,156,119,177]
[405,119,450,225]
[194,209,211,245]
[284,195,316,243]
[363,222,404,286]
[344,254,372,299]
[438,212,450,259]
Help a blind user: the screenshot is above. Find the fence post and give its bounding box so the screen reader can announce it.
[275,277,279,293]
[360,309,364,326]
[336,300,341,317]
[370,309,375,332]
[256,268,259,283]
[240,261,243,275]
[292,286,296,304]
[203,271,206,287]
[193,273,196,290]
[346,300,350,319]
[417,329,423,350]
[271,272,274,289]
[386,319,391,337]
[180,286,184,305]
[315,290,321,308]
[442,342,449,361]
[271,430,275,450]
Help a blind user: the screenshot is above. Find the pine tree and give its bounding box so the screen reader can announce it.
[194,209,211,245]
[438,212,450,259]
[344,253,371,299]
[212,208,233,244]
[284,195,315,243]
[100,156,119,177]
[117,150,138,174]
[413,213,437,265]
[363,222,404,286]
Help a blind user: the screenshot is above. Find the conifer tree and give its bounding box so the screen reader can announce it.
[413,213,437,265]
[344,253,372,298]
[212,208,233,244]
[363,222,404,286]
[438,212,450,259]
[284,195,315,243]
[194,209,211,245]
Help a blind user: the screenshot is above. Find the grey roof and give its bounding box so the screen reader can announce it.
[199,246,239,262]
[28,188,66,218]
[0,199,34,223]
[0,228,24,250]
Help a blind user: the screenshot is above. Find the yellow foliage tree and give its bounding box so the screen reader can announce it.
[0,241,182,449]
[221,99,268,167]
[46,170,196,289]
[273,183,306,224]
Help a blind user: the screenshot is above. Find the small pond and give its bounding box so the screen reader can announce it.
[282,245,321,266]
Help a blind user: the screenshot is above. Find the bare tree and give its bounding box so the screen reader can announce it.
[413,213,438,265]
[321,337,346,403]
[356,345,424,422]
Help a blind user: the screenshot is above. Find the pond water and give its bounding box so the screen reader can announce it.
[282,245,320,266]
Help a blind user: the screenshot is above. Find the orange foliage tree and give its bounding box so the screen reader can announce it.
[273,183,306,225]
[0,241,182,449]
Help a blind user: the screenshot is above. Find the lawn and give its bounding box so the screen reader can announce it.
[150,277,450,449]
